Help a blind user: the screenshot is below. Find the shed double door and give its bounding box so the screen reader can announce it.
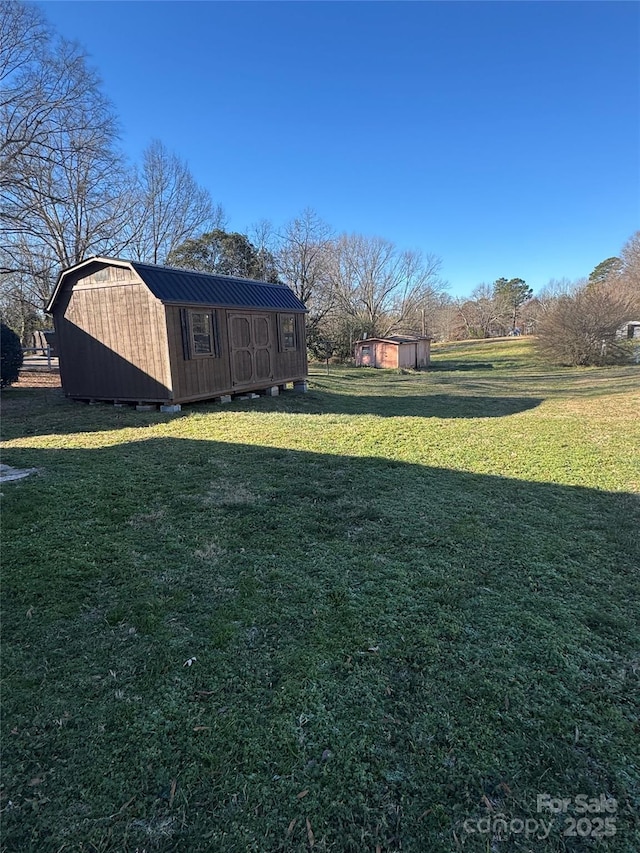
[228,312,273,388]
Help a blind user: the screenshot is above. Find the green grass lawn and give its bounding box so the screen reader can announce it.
[1,338,639,852]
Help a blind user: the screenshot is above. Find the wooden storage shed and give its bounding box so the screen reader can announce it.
[46,257,308,405]
[354,335,430,369]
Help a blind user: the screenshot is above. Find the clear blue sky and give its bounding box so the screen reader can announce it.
[40,1,639,297]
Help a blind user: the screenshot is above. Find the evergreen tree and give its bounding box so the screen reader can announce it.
[492,277,533,331]
[0,322,23,387]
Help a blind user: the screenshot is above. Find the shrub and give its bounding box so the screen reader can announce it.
[536,284,638,366]
[1,323,24,388]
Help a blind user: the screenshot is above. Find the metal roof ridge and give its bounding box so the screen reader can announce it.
[353,335,431,343]
[130,260,288,288]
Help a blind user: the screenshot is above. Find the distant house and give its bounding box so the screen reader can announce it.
[46,257,308,406]
[617,321,640,340]
[353,335,430,369]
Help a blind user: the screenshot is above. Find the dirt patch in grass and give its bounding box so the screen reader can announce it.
[129,507,167,529]
[14,370,61,389]
[202,479,257,506]
[194,541,225,561]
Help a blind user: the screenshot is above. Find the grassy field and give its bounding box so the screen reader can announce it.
[1,337,639,852]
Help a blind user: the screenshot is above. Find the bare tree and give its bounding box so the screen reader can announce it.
[321,232,447,356]
[618,231,640,303]
[412,292,457,341]
[529,233,640,360]
[248,218,279,282]
[389,250,447,335]
[536,281,637,365]
[1,2,134,313]
[537,278,582,303]
[1,1,51,189]
[455,283,503,339]
[329,234,399,337]
[275,209,336,341]
[0,266,43,344]
[276,209,333,302]
[129,140,224,264]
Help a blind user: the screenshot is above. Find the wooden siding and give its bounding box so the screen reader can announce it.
[416,338,430,367]
[165,305,233,401]
[74,265,133,286]
[54,278,172,401]
[355,342,374,367]
[354,338,430,369]
[165,307,307,402]
[269,312,307,383]
[377,342,403,368]
[397,344,415,369]
[354,340,400,368]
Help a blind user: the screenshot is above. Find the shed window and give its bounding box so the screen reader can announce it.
[279,314,297,351]
[361,345,370,355]
[191,312,213,354]
[181,309,220,359]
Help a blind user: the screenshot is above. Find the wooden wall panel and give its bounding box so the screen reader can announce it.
[165,306,232,401]
[165,307,306,402]
[57,282,172,401]
[268,313,307,381]
[416,339,430,367]
[398,344,416,369]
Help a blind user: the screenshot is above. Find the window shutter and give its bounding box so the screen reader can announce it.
[179,309,191,360]
[212,310,221,357]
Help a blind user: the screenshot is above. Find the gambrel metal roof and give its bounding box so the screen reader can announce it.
[47,257,307,314]
[131,262,307,312]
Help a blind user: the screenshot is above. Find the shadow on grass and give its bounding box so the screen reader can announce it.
[2,437,639,852]
[296,390,543,418]
[0,385,544,441]
[428,360,495,371]
[0,385,190,441]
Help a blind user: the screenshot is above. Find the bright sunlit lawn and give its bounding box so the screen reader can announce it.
[1,338,639,852]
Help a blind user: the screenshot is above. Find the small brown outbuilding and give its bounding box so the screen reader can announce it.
[46,257,308,405]
[354,335,430,369]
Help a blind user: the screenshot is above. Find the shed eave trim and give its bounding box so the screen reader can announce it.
[161,299,307,312]
[354,337,431,345]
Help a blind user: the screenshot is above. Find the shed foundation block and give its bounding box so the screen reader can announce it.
[216,395,232,404]
[265,386,279,396]
[160,404,181,413]
[136,404,156,412]
[293,380,309,394]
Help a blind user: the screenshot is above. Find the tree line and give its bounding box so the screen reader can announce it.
[1,1,638,366]
[0,1,449,358]
[1,1,223,340]
[534,236,640,366]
